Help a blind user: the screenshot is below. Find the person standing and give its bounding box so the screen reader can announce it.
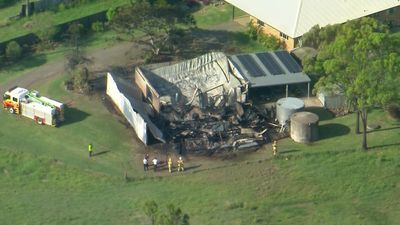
[143,157,149,171]
[168,157,173,173]
[152,157,158,172]
[88,143,93,157]
[272,140,278,156]
[177,157,184,172]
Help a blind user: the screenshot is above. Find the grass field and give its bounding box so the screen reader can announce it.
[1,3,400,225]
[1,72,399,224]
[193,3,247,28]
[0,0,128,42]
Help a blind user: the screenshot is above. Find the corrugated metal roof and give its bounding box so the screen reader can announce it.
[139,52,242,105]
[226,0,400,38]
[228,51,311,88]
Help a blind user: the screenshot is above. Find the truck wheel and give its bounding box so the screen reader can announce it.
[8,108,14,114]
[36,118,43,125]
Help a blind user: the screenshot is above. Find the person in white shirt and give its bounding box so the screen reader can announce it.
[152,158,158,172]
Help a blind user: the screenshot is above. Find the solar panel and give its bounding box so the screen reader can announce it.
[274,51,302,73]
[256,52,284,75]
[236,55,265,77]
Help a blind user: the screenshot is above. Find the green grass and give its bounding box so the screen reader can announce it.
[1,4,400,224]
[193,3,247,28]
[0,73,399,224]
[0,0,128,42]
[0,2,20,20]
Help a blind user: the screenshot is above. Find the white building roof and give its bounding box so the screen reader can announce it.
[226,0,400,38]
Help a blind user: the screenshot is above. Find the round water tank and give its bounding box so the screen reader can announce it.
[276,97,305,125]
[290,112,319,143]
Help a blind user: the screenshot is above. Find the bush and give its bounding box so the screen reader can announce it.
[387,103,400,120]
[91,21,105,32]
[247,22,281,50]
[247,22,259,41]
[72,65,91,94]
[258,33,281,50]
[5,41,22,61]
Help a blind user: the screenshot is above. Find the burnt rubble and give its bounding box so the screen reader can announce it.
[154,101,287,155]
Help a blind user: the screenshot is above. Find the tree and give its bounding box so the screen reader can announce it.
[5,41,22,61]
[111,0,194,60]
[303,17,400,150]
[64,23,86,71]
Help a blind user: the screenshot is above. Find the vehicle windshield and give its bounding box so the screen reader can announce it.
[3,94,10,100]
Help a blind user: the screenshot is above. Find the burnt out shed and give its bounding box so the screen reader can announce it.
[135,52,247,113]
[228,51,311,97]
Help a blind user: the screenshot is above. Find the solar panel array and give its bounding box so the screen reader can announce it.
[236,55,265,77]
[256,52,284,75]
[274,51,302,73]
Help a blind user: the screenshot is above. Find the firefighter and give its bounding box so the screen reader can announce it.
[88,143,93,157]
[168,157,173,173]
[272,140,278,156]
[177,157,184,172]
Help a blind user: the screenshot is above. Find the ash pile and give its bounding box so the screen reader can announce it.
[157,101,285,155]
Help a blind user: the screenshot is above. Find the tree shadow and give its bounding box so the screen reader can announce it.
[184,164,201,171]
[1,53,47,73]
[304,107,334,121]
[174,28,254,59]
[60,107,90,127]
[280,149,301,154]
[319,123,351,140]
[369,142,400,150]
[367,126,400,133]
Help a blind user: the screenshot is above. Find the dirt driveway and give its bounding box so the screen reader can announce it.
[0,41,143,94]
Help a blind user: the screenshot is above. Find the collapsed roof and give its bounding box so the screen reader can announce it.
[138,52,244,107]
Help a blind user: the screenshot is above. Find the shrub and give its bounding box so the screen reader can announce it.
[387,103,400,120]
[91,21,105,32]
[72,65,91,94]
[57,3,66,11]
[247,22,259,41]
[5,41,22,61]
[258,33,281,50]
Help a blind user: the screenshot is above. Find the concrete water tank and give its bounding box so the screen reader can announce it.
[290,112,319,143]
[276,97,305,125]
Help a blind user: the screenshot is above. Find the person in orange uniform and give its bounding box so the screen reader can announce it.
[177,157,184,172]
[272,140,278,156]
[168,157,173,173]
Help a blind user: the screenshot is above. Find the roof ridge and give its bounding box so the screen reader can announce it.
[292,0,304,37]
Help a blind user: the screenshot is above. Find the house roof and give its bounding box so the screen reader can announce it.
[228,51,310,88]
[226,0,400,38]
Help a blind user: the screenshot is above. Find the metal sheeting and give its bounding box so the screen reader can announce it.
[139,52,243,106]
[228,51,310,88]
[106,73,165,145]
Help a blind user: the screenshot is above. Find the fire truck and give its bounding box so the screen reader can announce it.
[3,87,64,126]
